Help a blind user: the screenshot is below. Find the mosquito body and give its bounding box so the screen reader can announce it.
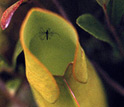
[45,29,49,40]
[38,28,59,40]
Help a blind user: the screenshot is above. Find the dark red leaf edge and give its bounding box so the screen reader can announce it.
[0,0,24,30]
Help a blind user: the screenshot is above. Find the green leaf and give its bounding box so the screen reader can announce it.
[76,14,114,46]
[64,60,107,107]
[12,40,23,68]
[20,8,107,106]
[31,77,79,107]
[22,11,77,76]
[96,0,110,7]
[6,79,21,96]
[111,0,124,25]
[20,7,87,104]
[0,55,9,71]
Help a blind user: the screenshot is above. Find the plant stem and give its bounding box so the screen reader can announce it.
[103,4,124,56]
[51,0,70,21]
[93,62,124,96]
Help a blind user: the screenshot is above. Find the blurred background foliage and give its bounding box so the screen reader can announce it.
[0,0,124,107]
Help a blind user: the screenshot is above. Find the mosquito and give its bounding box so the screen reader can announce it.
[38,28,59,40]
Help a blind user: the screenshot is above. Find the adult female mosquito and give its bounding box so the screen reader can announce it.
[38,28,59,40]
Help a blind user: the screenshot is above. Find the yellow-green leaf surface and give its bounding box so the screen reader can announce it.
[73,46,88,83]
[64,57,108,107]
[20,8,107,107]
[32,77,79,107]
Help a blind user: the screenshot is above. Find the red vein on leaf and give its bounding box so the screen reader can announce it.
[0,0,24,30]
[63,78,80,107]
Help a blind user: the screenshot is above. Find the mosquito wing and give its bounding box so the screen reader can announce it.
[49,32,60,37]
[39,27,46,40]
[39,32,46,40]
